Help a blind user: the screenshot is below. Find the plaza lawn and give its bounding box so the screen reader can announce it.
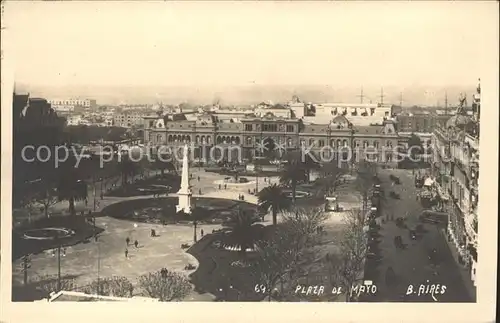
[102,197,257,225]
[105,174,180,198]
[12,215,104,261]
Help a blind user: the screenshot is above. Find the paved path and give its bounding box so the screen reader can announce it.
[367,169,473,302]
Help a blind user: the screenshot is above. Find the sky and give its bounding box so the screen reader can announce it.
[3,1,498,105]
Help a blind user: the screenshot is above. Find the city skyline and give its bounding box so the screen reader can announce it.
[4,2,496,105]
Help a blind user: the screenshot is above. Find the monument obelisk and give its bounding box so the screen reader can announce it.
[176,144,192,215]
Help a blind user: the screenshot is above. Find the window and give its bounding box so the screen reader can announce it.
[374,141,379,148]
[318,140,325,147]
[247,137,253,145]
[286,125,294,132]
[363,140,369,148]
[330,139,335,147]
[245,124,253,131]
[287,138,292,146]
[355,140,360,148]
[337,139,342,148]
[343,139,348,147]
[309,139,315,146]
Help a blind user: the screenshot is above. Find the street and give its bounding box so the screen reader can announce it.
[365,168,474,302]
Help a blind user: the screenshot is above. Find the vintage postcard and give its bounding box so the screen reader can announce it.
[1,1,498,323]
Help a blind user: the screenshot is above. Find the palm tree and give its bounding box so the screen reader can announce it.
[279,158,307,204]
[225,207,262,257]
[258,184,291,225]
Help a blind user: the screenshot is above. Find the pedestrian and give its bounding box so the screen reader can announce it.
[198,176,200,181]
[125,249,128,258]
[100,192,104,200]
[85,199,88,206]
[199,188,202,195]
[219,184,222,189]
[126,237,130,246]
[224,184,227,189]
[134,240,139,248]
[201,229,204,237]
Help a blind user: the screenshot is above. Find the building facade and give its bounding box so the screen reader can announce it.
[49,98,97,109]
[113,112,144,128]
[431,82,480,286]
[396,112,450,133]
[143,100,404,167]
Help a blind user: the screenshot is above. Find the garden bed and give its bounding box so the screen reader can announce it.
[12,215,104,260]
[105,174,180,197]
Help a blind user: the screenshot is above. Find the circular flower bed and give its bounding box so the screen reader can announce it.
[22,227,75,241]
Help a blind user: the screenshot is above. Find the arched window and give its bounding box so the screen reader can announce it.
[195,135,200,144]
[337,139,342,148]
[343,139,348,147]
[319,140,325,147]
[363,140,369,148]
[386,140,393,148]
[373,141,379,149]
[309,139,315,146]
[216,136,222,144]
[300,139,306,147]
[330,139,335,147]
[287,137,292,146]
[355,140,360,148]
[247,137,253,145]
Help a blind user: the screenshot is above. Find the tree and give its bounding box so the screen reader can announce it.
[326,209,367,302]
[407,133,423,161]
[84,276,134,297]
[153,152,176,176]
[34,274,76,297]
[34,184,59,218]
[319,162,345,195]
[251,227,297,301]
[251,208,328,301]
[257,184,291,225]
[138,270,192,301]
[281,208,328,259]
[355,160,376,212]
[56,157,88,216]
[118,154,139,186]
[224,207,262,257]
[280,161,307,204]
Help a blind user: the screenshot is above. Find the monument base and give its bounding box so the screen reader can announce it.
[176,205,192,215]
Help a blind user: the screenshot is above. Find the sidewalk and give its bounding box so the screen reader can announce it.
[439,228,477,300]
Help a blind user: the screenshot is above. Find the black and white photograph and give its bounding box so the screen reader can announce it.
[1,1,498,322]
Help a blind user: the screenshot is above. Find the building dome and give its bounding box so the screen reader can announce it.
[446,115,472,129]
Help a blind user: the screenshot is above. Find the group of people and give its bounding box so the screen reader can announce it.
[124,237,140,258]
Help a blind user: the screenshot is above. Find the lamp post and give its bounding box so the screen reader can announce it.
[52,234,65,291]
[95,234,101,295]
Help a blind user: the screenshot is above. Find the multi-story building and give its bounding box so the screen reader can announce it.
[143,98,403,167]
[49,98,97,110]
[431,81,480,286]
[113,112,144,127]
